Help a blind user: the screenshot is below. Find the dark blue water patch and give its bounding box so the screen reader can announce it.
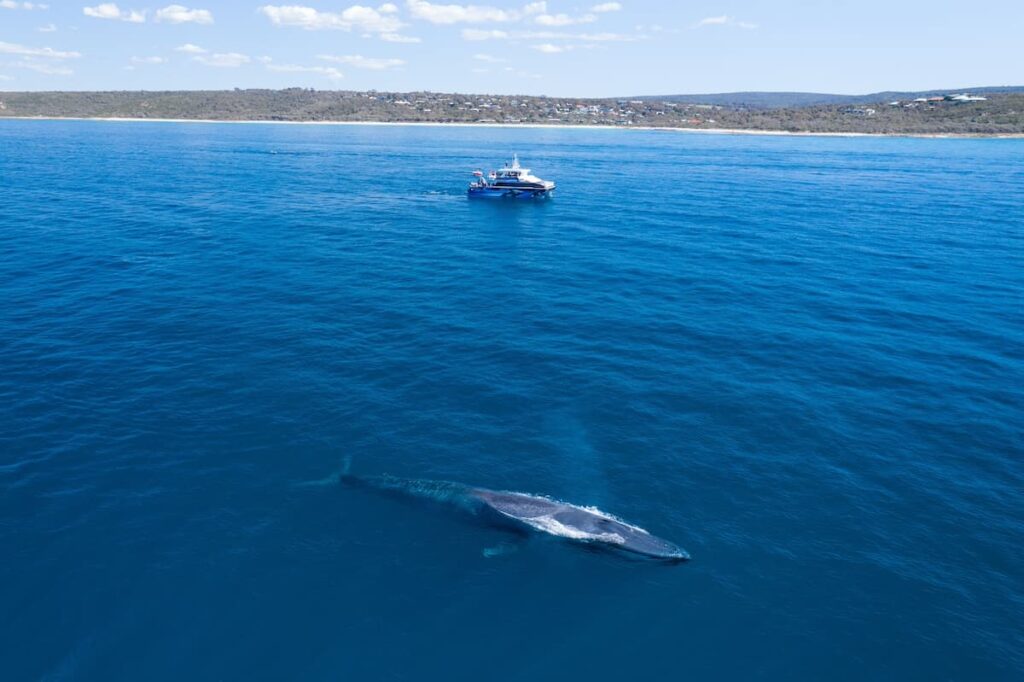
[1,120,1022,681]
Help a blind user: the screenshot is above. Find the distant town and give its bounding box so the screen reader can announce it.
[1,88,1022,135]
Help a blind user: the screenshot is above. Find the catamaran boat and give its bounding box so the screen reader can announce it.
[468,154,555,199]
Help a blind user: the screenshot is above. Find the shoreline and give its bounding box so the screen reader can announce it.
[2,115,1022,139]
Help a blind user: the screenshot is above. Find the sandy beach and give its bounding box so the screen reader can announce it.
[3,116,1022,139]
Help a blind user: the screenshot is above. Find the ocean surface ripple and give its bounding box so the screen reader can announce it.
[1,121,1022,680]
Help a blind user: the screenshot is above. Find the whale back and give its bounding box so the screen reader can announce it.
[473,489,688,561]
[340,470,688,561]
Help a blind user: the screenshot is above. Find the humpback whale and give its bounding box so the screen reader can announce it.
[340,469,689,562]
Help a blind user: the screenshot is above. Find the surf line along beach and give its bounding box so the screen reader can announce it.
[4,116,1022,138]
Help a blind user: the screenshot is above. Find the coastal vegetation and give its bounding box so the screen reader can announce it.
[2,89,1023,135]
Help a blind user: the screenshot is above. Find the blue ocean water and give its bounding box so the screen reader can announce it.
[1,119,1022,681]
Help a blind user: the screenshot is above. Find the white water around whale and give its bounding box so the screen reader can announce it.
[490,496,650,545]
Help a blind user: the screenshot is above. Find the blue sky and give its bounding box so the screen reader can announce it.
[1,1,1021,96]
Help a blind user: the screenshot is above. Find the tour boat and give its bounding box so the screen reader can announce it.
[468,155,555,199]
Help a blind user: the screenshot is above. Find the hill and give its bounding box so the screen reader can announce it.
[2,89,1023,135]
[638,86,1024,109]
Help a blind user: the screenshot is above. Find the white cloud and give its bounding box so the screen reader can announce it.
[379,32,420,42]
[408,0,514,24]
[131,55,166,63]
[318,54,405,70]
[694,15,756,29]
[14,59,72,75]
[0,40,80,58]
[531,42,568,53]
[193,52,250,67]
[407,0,545,25]
[83,3,145,23]
[535,12,595,26]
[37,23,57,31]
[1,1,50,10]
[472,53,505,62]
[266,63,344,80]
[175,43,206,53]
[695,15,727,26]
[524,30,641,41]
[460,28,508,40]
[343,4,404,31]
[259,4,403,34]
[465,29,642,42]
[590,2,620,11]
[155,5,213,24]
[0,74,12,80]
